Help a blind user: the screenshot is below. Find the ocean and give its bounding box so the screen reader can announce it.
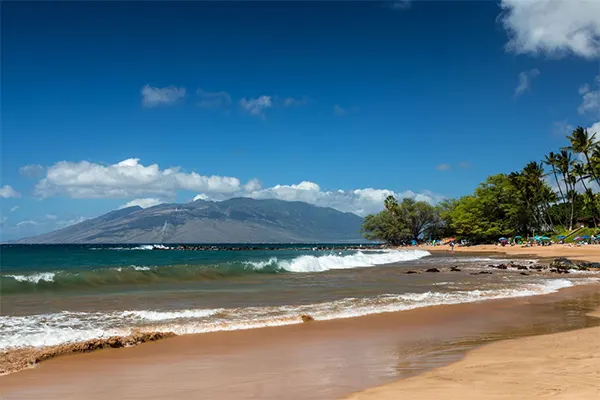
[1,244,598,351]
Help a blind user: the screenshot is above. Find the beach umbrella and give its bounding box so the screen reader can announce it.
[498,237,508,242]
[574,236,581,241]
[514,236,522,239]
[557,235,566,239]
[580,235,591,239]
[540,236,551,240]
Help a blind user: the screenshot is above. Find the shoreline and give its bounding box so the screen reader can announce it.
[346,305,600,400]
[2,283,600,399]
[420,243,600,263]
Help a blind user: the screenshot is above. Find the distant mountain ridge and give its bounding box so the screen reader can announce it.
[15,198,365,244]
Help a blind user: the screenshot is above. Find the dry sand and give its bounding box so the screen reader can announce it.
[422,243,600,262]
[346,307,600,400]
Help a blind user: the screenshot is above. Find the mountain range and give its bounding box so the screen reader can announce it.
[14,198,365,243]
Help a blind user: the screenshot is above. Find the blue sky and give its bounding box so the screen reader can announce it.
[1,1,599,240]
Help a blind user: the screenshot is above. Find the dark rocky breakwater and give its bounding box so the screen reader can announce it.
[152,244,389,252]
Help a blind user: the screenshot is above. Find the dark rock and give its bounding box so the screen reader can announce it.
[516,265,529,270]
[520,272,529,276]
[478,271,492,275]
[405,270,419,274]
[450,266,461,272]
[550,257,574,270]
[301,315,314,323]
[495,264,508,270]
[425,268,440,273]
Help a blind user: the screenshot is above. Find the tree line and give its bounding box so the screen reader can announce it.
[362,127,600,244]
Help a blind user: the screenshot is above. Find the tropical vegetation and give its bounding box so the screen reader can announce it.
[362,126,600,244]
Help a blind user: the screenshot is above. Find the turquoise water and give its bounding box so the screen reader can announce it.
[1,244,384,294]
[1,244,598,351]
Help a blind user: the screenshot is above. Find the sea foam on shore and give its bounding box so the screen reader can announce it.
[0,277,587,351]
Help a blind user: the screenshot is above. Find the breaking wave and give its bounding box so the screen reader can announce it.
[1,250,430,294]
[0,278,579,350]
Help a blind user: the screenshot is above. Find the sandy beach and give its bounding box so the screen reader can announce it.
[422,243,600,262]
[347,306,600,400]
[2,284,600,399]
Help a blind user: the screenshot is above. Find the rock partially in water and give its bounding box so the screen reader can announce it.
[450,266,461,272]
[405,270,419,274]
[425,268,440,273]
[550,257,574,270]
[301,314,315,323]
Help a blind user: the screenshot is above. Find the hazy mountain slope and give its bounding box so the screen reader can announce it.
[16,198,364,243]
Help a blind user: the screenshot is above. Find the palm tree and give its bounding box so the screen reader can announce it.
[556,150,575,230]
[564,127,600,187]
[573,162,599,228]
[544,151,568,227]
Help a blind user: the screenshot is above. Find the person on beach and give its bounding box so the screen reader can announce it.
[450,241,455,252]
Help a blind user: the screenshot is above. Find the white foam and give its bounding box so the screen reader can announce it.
[242,258,279,269]
[6,272,56,284]
[279,250,431,272]
[121,309,222,321]
[104,244,171,251]
[1,278,592,350]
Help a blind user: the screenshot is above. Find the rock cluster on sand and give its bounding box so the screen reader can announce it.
[0,331,175,375]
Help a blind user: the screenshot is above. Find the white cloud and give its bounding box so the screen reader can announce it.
[579,83,591,95]
[193,194,212,202]
[196,88,231,108]
[243,178,262,192]
[242,182,444,216]
[10,206,19,212]
[578,75,600,115]
[333,104,347,116]
[240,96,273,117]
[57,217,89,228]
[436,163,451,171]
[45,214,58,220]
[141,84,186,107]
[514,69,540,96]
[553,120,575,137]
[35,158,244,199]
[282,96,309,107]
[499,0,600,59]
[458,162,470,169]
[388,1,411,10]
[0,185,21,198]
[33,158,445,217]
[119,198,164,209]
[588,121,600,134]
[19,164,45,178]
[16,220,39,227]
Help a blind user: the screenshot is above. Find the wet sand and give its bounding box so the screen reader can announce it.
[422,243,600,262]
[2,284,600,400]
[347,305,600,400]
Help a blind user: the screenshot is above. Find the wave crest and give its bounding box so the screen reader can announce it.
[1,250,429,293]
